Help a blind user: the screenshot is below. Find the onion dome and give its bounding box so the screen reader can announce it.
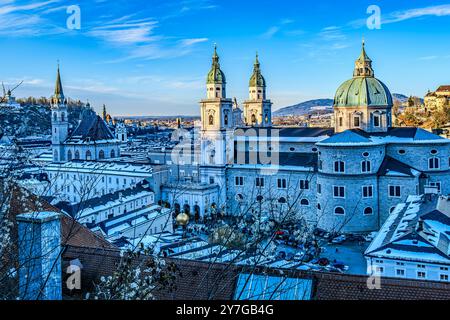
[206,45,226,84]
[249,53,266,87]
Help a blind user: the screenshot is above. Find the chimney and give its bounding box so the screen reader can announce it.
[17,211,62,300]
[416,217,424,233]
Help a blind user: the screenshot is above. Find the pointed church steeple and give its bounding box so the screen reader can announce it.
[54,63,65,104]
[353,39,374,77]
[102,104,107,120]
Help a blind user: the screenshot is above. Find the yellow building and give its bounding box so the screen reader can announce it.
[424,85,450,112]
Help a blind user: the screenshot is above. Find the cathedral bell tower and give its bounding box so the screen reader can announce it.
[51,64,68,163]
[243,53,272,127]
[200,45,234,166]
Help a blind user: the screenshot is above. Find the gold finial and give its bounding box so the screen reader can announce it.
[176,212,190,226]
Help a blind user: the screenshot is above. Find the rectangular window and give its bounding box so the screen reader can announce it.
[334,161,345,173]
[440,274,449,281]
[235,176,244,186]
[209,177,215,184]
[255,177,265,187]
[353,116,360,127]
[389,185,401,197]
[317,183,322,194]
[428,157,440,170]
[361,160,371,173]
[396,269,405,276]
[362,185,373,198]
[299,180,309,190]
[430,182,441,193]
[333,186,345,198]
[277,178,287,189]
[339,117,343,127]
[374,115,380,127]
[417,271,426,279]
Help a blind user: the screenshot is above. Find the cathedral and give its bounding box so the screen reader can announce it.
[48,42,450,234]
[164,42,450,233]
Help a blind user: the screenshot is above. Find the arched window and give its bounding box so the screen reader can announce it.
[224,114,228,126]
[300,199,309,206]
[67,150,72,161]
[361,160,371,173]
[86,150,92,160]
[334,207,345,215]
[364,207,373,215]
[53,150,58,162]
[61,112,65,122]
[256,195,264,202]
[265,113,269,123]
[111,149,116,158]
[74,150,80,160]
[98,150,105,160]
[251,114,257,124]
[236,194,244,202]
[53,113,57,122]
[209,115,214,125]
[317,203,321,210]
[278,197,286,204]
[428,157,440,170]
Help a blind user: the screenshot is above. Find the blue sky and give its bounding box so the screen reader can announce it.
[1,0,450,116]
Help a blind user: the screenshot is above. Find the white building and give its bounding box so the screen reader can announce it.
[45,161,154,203]
[365,194,450,282]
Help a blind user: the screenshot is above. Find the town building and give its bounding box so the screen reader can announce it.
[365,194,450,282]
[424,85,450,112]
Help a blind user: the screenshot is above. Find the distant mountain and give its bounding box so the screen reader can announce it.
[273,99,334,116]
[392,93,408,104]
[273,93,413,117]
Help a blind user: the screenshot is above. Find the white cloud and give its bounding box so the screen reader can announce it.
[261,26,280,39]
[384,4,450,24]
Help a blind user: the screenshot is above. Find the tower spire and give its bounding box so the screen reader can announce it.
[353,39,374,77]
[54,63,65,104]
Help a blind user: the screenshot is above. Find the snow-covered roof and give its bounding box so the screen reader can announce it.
[365,195,450,265]
[318,128,450,147]
[45,160,153,177]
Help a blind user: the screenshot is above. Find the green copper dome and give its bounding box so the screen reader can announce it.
[249,53,266,87]
[334,77,393,107]
[207,45,226,84]
[334,41,393,108]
